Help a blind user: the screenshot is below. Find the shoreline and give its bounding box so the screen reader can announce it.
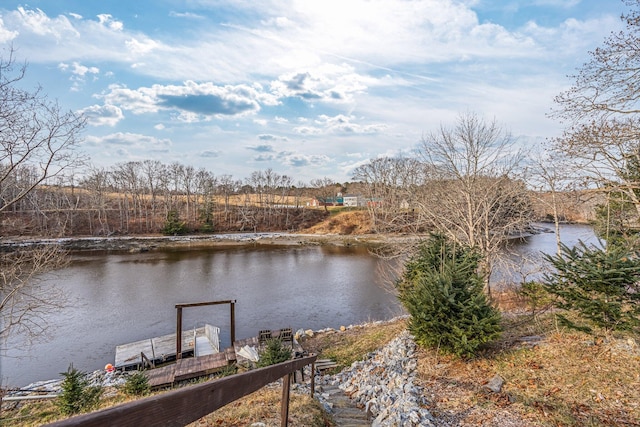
[0,232,425,252]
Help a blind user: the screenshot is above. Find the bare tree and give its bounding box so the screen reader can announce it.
[310,177,338,212]
[352,157,426,233]
[0,49,85,344]
[417,112,532,294]
[0,50,86,213]
[551,1,640,220]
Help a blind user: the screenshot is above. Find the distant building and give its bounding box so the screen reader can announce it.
[343,194,360,207]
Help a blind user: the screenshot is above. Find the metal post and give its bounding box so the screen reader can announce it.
[176,306,183,360]
[281,373,291,427]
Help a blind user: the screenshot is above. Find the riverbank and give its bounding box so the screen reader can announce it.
[0,231,424,252]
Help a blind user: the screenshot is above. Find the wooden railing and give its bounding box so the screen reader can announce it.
[45,354,317,427]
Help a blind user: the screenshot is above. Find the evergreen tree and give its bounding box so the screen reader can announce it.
[543,241,640,333]
[161,210,187,235]
[57,365,102,415]
[256,338,292,367]
[397,234,502,358]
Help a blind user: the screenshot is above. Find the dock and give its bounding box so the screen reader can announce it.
[115,324,220,370]
[119,327,304,389]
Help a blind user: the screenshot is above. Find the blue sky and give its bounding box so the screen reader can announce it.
[0,0,627,183]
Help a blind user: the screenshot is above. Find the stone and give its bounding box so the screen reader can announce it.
[484,374,505,393]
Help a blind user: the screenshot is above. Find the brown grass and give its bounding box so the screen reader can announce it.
[302,210,374,235]
[301,315,640,427]
[188,386,331,427]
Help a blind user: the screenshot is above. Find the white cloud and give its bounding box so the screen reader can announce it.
[79,104,124,126]
[84,132,172,150]
[0,18,18,42]
[97,14,123,31]
[103,81,276,119]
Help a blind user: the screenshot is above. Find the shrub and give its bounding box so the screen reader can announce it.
[257,339,292,367]
[122,371,150,396]
[161,210,187,235]
[543,240,640,333]
[518,281,553,320]
[397,234,502,358]
[57,365,102,416]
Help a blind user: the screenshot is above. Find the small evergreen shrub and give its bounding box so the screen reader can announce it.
[397,234,502,358]
[518,281,553,319]
[57,365,102,416]
[162,210,187,235]
[122,371,150,396]
[257,339,292,367]
[543,240,640,333]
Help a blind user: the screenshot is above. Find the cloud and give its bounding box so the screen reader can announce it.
[271,64,367,103]
[79,104,124,126]
[279,153,330,167]
[97,14,123,31]
[84,132,172,150]
[257,134,288,141]
[104,81,275,119]
[315,114,388,134]
[0,18,18,42]
[169,11,205,20]
[247,143,275,152]
[200,150,221,158]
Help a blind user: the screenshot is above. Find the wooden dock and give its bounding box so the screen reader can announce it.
[137,328,303,389]
[115,324,219,370]
[145,352,233,388]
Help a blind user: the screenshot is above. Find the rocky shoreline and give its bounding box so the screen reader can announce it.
[0,232,411,252]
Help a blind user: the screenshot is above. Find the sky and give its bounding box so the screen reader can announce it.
[0,0,629,183]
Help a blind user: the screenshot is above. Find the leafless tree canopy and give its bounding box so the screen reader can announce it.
[0,49,86,214]
[0,49,85,343]
[353,113,533,294]
[551,1,640,217]
[417,113,531,284]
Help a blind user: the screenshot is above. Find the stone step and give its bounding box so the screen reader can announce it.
[319,383,370,426]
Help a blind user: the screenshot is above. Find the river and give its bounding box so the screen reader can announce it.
[1,223,597,388]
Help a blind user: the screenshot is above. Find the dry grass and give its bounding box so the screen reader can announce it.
[301,319,408,370]
[188,385,331,427]
[302,210,374,235]
[301,315,640,427]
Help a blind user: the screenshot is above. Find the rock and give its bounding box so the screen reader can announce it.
[484,374,505,393]
[316,330,434,426]
[340,325,347,331]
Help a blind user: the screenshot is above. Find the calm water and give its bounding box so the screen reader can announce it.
[1,223,597,388]
[2,244,402,387]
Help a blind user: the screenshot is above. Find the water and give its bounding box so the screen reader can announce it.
[1,223,596,388]
[1,244,402,388]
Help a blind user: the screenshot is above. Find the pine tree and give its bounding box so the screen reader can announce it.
[543,240,640,333]
[397,234,502,358]
[57,365,102,415]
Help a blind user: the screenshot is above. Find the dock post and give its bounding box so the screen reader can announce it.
[230,300,236,344]
[176,306,183,360]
